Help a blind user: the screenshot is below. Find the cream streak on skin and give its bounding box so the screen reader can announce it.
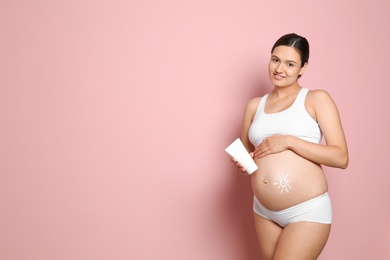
[273,172,292,194]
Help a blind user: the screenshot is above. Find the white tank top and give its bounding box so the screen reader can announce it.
[248,88,322,147]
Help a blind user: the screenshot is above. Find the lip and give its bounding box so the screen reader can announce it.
[273,73,285,80]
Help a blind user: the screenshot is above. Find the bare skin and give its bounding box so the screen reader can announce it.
[254,214,331,260]
[231,45,348,259]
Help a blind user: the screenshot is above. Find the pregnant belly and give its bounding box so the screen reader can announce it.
[251,150,328,211]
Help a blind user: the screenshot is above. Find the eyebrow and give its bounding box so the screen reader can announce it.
[271,55,297,63]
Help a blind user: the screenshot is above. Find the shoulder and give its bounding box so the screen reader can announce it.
[242,96,263,121]
[246,96,262,107]
[244,97,262,113]
[306,89,340,121]
[306,89,336,107]
[307,88,332,99]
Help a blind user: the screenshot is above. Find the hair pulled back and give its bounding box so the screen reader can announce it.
[271,33,310,68]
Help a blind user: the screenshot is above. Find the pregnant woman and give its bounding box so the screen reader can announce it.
[233,33,349,259]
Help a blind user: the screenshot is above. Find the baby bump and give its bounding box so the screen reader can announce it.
[251,150,328,211]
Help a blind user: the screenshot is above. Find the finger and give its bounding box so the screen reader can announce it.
[258,149,270,158]
[256,149,267,158]
[255,148,263,158]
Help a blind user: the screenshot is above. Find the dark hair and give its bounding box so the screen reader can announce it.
[271,33,310,68]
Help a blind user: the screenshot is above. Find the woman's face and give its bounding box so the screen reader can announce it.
[268,45,307,88]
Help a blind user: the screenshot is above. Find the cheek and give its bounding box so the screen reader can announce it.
[286,68,300,76]
[268,63,275,72]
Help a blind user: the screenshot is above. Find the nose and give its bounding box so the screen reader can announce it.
[276,63,284,73]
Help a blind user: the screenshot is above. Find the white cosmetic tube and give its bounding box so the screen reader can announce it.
[225,138,258,175]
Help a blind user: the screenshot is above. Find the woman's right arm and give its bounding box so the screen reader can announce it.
[232,98,259,175]
[241,98,258,153]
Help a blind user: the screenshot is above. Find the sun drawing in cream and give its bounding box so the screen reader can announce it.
[273,172,292,194]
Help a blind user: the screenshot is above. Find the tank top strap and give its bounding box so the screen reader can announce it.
[293,88,309,108]
[257,94,269,114]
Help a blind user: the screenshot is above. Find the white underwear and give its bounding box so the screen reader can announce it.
[253,192,332,228]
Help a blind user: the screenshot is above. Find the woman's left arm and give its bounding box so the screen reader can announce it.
[255,90,349,169]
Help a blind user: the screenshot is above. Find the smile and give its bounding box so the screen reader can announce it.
[273,73,285,80]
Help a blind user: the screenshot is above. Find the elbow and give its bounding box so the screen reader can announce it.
[339,154,349,170]
[340,161,348,170]
[334,147,349,169]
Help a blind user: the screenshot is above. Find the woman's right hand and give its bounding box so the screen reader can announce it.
[230,153,254,176]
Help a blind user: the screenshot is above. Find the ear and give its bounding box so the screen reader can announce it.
[299,62,308,76]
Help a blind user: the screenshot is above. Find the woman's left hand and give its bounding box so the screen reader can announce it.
[254,135,289,158]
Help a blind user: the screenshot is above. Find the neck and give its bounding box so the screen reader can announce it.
[272,84,302,98]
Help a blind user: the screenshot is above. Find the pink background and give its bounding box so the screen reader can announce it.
[1,0,389,259]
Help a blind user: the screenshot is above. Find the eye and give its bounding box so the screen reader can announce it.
[287,63,295,67]
[272,58,279,63]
